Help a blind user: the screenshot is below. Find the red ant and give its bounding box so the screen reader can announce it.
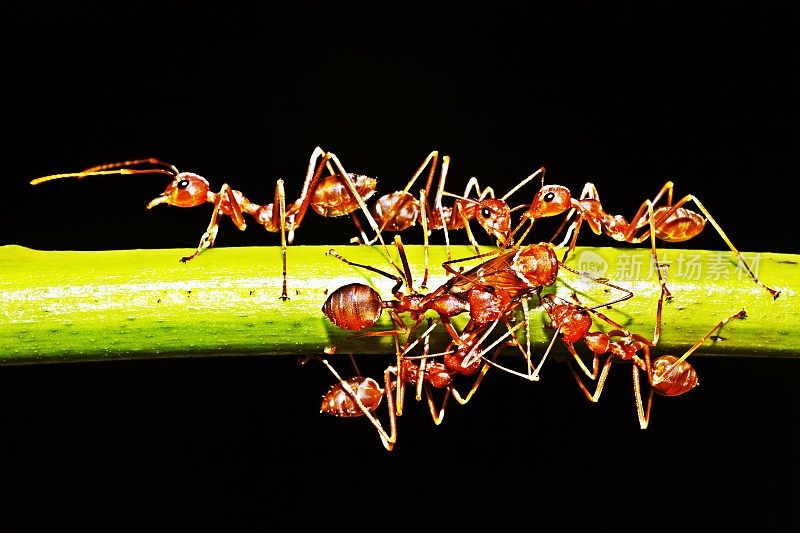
[544,293,747,428]
[310,318,525,450]
[518,178,780,310]
[31,147,392,300]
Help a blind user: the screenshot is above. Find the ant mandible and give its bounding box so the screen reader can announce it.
[31,147,392,300]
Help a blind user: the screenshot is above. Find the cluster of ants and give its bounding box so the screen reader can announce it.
[32,147,780,451]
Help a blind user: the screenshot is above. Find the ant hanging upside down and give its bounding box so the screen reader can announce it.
[543,292,748,429]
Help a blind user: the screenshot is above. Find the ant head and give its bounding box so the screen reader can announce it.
[473,198,511,245]
[147,172,210,209]
[525,185,572,219]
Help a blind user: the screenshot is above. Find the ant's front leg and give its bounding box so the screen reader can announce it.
[181,184,245,263]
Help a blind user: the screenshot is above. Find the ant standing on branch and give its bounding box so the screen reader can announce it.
[31,147,396,300]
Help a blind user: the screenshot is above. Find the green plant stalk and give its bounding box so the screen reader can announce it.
[1,244,797,365]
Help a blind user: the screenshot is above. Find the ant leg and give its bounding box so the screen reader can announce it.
[558,184,603,263]
[422,383,452,425]
[568,354,615,403]
[280,147,331,236]
[438,203,453,261]
[347,212,372,245]
[276,179,289,300]
[651,310,747,386]
[392,234,417,293]
[632,355,656,430]
[449,320,538,405]
[450,339,506,406]
[325,249,404,290]
[551,181,597,250]
[394,320,440,415]
[464,320,555,381]
[621,192,676,341]
[419,189,431,289]
[560,340,601,380]
[423,155,457,259]
[440,246,504,278]
[180,183,245,263]
[557,262,635,309]
[620,180,677,245]
[675,195,779,299]
[482,299,550,381]
[404,323,453,425]
[327,153,403,275]
[450,363,491,406]
[374,150,440,241]
[647,199,669,343]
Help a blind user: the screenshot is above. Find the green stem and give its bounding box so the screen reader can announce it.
[1,244,797,365]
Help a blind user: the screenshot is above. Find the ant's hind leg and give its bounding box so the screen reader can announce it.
[683,195,780,299]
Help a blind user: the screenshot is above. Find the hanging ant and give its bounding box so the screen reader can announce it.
[30,147,393,300]
[545,293,747,429]
[517,177,780,312]
[310,317,527,451]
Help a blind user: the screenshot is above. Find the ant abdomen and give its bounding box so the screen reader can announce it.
[322,283,384,331]
[321,376,384,417]
[649,355,698,396]
[650,206,706,242]
[370,191,420,232]
[311,173,377,217]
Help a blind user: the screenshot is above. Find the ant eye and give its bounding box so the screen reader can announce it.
[543,192,556,202]
[177,179,190,189]
[480,208,491,218]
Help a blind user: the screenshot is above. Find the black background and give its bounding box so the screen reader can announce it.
[2,2,798,531]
